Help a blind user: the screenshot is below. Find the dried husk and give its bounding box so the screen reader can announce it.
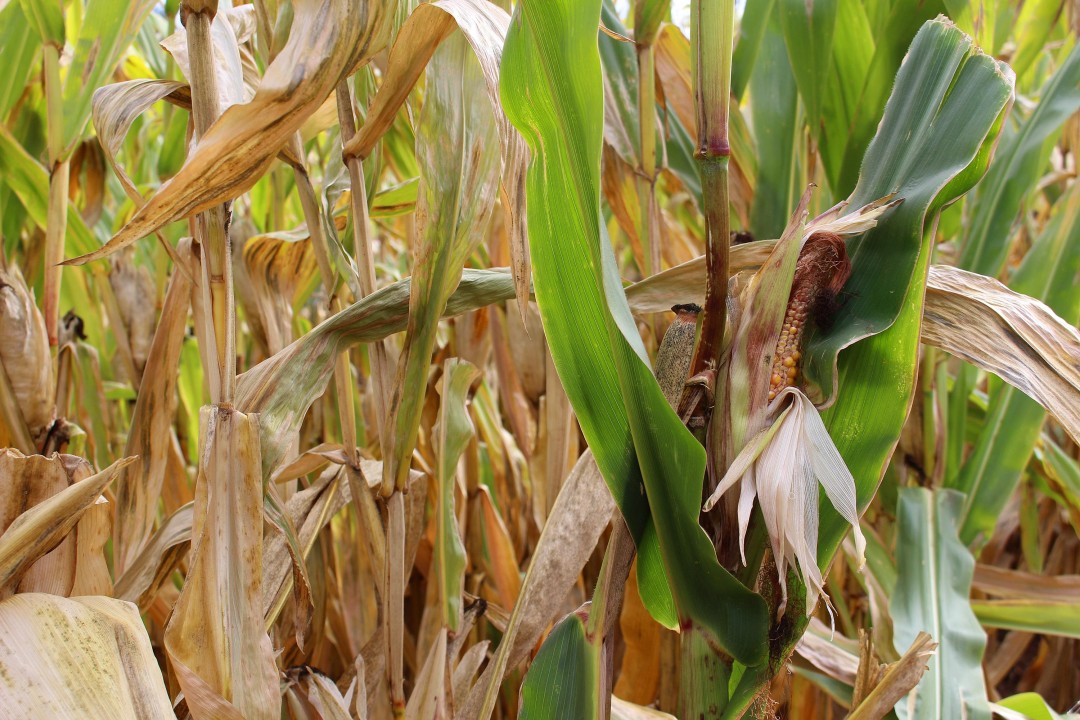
[0,265,55,447]
[0,452,134,598]
[163,407,280,720]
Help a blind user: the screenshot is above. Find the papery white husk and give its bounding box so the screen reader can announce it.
[704,387,866,617]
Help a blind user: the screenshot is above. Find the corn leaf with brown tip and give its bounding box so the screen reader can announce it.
[381,31,500,492]
[342,0,531,321]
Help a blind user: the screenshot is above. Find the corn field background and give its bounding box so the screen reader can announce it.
[0,0,1078,717]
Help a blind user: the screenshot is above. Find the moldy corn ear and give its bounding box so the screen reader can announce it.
[0,266,56,448]
[768,233,851,402]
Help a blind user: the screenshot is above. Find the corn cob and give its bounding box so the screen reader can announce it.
[768,233,851,402]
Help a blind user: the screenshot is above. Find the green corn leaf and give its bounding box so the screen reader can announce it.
[727,20,1013,715]
[518,613,599,720]
[17,0,63,46]
[892,488,990,720]
[500,0,768,664]
[778,0,837,146]
[994,693,1076,720]
[959,43,1080,277]
[748,5,799,240]
[972,600,1080,640]
[60,0,158,158]
[731,0,774,100]
[384,31,501,491]
[0,3,41,120]
[433,358,480,632]
[805,17,1013,405]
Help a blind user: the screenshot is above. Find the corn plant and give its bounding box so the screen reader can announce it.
[0,0,1077,719]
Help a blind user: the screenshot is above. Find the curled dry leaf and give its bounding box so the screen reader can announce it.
[114,502,194,610]
[161,5,255,112]
[65,0,393,267]
[923,265,1080,445]
[0,452,135,599]
[0,451,89,597]
[0,593,174,719]
[236,228,318,356]
[108,251,157,377]
[0,265,55,447]
[92,78,190,203]
[847,632,938,720]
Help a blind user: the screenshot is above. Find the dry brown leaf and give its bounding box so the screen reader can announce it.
[0,265,55,448]
[923,265,1080,444]
[972,564,1080,602]
[405,629,447,720]
[475,485,521,610]
[114,502,193,610]
[0,452,87,597]
[613,561,662,706]
[847,632,937,720]
[0,593,174,718]
[162,5,255,111]
[611,696,677,720]
[108,250,157,377]
[794,617,862,686]
[0,453,134,598]
[458,449,614,719]
[164,407,280,720]
[237,228,318,356]
[65,0,392,267]
[91,79,189,204]
[113,239,194,575]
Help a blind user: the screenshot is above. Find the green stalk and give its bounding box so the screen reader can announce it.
[682,1,738,716]
[687,0,736,382]
[184,1,236,404]
[636,43,660,278]
[42,42,67,348]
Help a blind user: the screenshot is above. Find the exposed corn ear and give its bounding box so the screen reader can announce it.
[768,233,851,403]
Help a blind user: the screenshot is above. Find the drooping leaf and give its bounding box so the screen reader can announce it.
[947,181,1080,545]
[499,0,768,666]
[340,0,531,320]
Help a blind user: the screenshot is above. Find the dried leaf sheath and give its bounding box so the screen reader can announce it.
[164,407,279,720]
